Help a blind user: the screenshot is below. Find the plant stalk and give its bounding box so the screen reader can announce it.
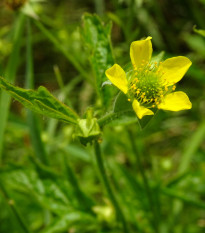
[94,140,129,233]
[128,129,160,233]
[63,153,94,212]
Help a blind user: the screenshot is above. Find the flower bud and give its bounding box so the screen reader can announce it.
[75,117,101,146]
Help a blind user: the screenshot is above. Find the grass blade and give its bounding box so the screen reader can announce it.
[0,13,26,164]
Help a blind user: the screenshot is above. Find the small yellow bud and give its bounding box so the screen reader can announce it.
[136,89,140,94]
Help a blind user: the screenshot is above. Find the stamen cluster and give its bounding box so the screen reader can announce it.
[128,61,175,108]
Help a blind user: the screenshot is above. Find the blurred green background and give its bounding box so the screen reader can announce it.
[0,0,205,233]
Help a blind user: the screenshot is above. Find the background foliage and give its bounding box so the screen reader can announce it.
[0,0,205,233]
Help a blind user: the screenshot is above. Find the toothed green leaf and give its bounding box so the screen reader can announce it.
[0,77,79,124]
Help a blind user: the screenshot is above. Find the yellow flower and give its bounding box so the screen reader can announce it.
[105,37,192,119]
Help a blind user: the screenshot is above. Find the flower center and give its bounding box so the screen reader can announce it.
[128,61,174,108]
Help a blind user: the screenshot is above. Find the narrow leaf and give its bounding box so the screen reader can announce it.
[0,13,26,164]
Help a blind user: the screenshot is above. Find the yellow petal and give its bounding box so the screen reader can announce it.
[158,91,192,111]
[160,56,192,85]
[132,99,154,119]
[105,64,128,94]
[130,37,152,69]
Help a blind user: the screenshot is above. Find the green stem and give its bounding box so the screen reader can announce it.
[94,141,129,233]
[128,129,159,233]
[63,153,94,212]
[0,181,31,233]
[98,112,115,126]
[33,20,92,84]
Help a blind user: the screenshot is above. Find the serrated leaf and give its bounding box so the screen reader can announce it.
[0,77,79,124]
[82,13,115,107]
